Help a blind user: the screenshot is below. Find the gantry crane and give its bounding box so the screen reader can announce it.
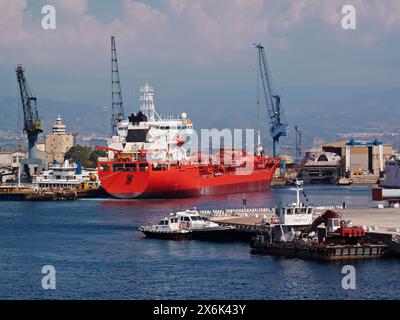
[111,36,125,135]
[255,43,287,157]
[16,65,43,159]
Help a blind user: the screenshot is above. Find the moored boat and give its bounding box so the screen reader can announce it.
[176,210,237,241]
[139,210,237,241]
[250,181,388,260]
[139,216,191,240]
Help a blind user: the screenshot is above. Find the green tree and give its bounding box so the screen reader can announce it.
[64,145,106,168]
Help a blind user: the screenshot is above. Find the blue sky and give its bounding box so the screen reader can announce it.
[0,0,399,116]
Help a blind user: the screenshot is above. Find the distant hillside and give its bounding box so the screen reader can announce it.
[2,85,400,152]
[0,96,110,135]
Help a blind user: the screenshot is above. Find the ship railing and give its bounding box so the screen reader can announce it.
[314,205,344,210]
[198,208,274,217]
[0,183,33,189]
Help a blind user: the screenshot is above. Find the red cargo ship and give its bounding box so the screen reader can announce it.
[97,83,280,199]
[98,154,280,199]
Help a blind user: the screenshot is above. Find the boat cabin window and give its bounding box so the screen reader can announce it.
[139,164,149,172]
[333,219,340,227]
[180,216,190,222]
[286,209,293,215]
[159,220,169,225]
[152,164,168,171]
[124,164,137,172]
[112,163,137,172]
[100,164,110,172]
[113,164,125,172]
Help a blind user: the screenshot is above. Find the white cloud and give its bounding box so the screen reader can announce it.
[49,0,88,17]
[0,0,399,68]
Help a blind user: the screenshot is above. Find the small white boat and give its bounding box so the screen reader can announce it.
[139,210,237,241]
[139,216,191,240]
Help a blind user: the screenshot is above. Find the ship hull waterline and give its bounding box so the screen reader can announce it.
[98,160,280,199]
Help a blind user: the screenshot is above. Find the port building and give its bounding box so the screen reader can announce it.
[322,140,393,176]
[0,150,27,183]
[45,115,73,165]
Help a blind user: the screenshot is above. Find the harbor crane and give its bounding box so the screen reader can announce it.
[16,64,43,180]
[111,35,125,135]
[255,43,287,157]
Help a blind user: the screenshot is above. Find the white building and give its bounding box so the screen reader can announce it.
[0,150,27,183]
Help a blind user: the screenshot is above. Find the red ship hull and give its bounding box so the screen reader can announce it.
[97,157,280,199]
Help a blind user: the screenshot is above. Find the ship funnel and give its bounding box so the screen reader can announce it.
[76,160,82,175]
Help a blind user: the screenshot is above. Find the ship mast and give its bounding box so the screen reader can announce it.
[139,83,160,121]
[111,36,125,135]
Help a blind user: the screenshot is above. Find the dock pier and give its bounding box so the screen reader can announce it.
[204,206,400,257]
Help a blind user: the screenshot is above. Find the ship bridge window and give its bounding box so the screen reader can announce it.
[113,164,125,172]
[139,164,148,172]
[100,164,110,172]
[286,209,293,215]
[152,164,168,171]
[333,219,340,227]
[124,164,137,172]
[112,163,137,172]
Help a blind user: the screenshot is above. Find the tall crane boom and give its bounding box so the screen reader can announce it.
[255,43,287,157]
[111,35,125,135]
[15,64,42,160]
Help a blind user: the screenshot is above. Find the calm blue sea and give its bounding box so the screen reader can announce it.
[0,185,399,300]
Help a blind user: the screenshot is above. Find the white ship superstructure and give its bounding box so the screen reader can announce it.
[33,160,99,189]
[108,83,193,161]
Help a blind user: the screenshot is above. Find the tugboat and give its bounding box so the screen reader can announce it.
[250,180,387,260]
[139,209,237,241]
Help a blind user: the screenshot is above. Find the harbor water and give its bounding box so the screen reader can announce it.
[1,185,399,300]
